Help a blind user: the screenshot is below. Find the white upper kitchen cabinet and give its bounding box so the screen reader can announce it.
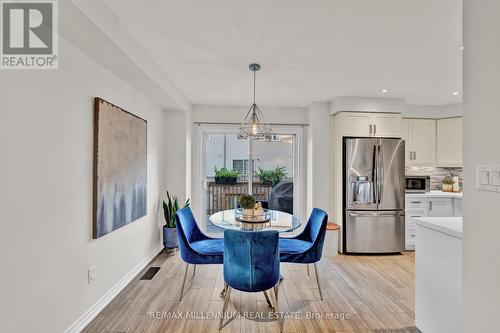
[335,112,372,137]
[437,117,463,167]
[402,118,436,166]
[334,112,401,137]
[371,113,401,137]
[401,119,411,166]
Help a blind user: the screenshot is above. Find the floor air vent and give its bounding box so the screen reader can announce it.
[140,267,161,280]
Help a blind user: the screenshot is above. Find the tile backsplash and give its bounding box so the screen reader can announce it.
[405,167,463,191]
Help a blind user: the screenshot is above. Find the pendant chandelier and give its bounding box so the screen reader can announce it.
[238,63,272,140]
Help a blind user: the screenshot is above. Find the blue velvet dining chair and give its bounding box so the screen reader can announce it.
[175,207,224,301]
[279,208,328,300]
[220,229,283,332]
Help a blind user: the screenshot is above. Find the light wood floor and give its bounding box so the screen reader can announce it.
[83,250,417,333]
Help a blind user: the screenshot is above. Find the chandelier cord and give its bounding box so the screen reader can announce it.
[253,70,256,105]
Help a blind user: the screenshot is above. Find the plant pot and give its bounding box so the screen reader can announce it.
[260,179,273,186]
[442,184,453,192]
[215,177,237,185]
[163,226,178,248]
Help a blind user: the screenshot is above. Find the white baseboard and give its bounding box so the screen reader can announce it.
[64,245,163,333]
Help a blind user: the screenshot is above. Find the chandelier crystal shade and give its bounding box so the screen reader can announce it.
[238,63,272,140]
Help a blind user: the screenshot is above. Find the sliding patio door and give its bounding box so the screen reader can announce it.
[198,126,304,229]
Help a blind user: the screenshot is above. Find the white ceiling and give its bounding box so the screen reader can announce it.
[105,0,462,107]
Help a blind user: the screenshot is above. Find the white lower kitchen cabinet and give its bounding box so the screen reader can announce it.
[405,198,428,250]
[405,191,463,250]
[454,198,463,216]
[427,197,453,217]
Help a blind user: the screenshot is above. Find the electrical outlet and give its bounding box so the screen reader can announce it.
[88,266,96,283]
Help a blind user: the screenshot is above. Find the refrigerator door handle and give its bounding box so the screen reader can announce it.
[378,144,384,204]
[372,144,378,204]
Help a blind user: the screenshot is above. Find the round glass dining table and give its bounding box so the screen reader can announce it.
[209,209,301,233]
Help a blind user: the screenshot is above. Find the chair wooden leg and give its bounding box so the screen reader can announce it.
[179,263,189,301]
[313,263,323,300]
[272,286,283,333]
[219,286,232,330]
[193,264,196,277]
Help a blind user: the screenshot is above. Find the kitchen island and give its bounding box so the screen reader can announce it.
[415,217,463,333]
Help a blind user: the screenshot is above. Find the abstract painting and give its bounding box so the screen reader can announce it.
[93,97,147,238]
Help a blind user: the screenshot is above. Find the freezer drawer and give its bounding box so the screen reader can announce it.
[345,211,405,253]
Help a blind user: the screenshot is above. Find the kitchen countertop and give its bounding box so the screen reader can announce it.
[406,190,463,199]
[415,217,463,238]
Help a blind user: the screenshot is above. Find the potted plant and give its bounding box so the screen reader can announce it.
[162,191,190,249]
[442,176,454,192]
[257,166,287,186]
[239,194,256,216]
[257,168,274,185]
[214,167,239,185]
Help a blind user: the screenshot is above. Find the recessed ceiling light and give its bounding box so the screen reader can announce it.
[452,91,460,96]
[460,45,464,51]
[381,89,390,93]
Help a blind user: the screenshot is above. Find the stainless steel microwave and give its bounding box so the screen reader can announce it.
[405,176,430,193]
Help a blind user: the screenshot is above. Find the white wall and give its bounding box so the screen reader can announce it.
[184,107,193,200]
[330,96,463,119]
[306,102,331,216]
[463,1,500,331]
[404,103,463,118]
[192,104,307,124]
[0,37,170,333]
[164,109,191,202]
[330,96,405,114]
[64,0,190,111]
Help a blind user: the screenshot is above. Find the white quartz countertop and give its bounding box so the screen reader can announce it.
[415,217,463,238]
[406,190,463,199]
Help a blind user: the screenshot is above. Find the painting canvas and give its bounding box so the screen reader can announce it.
[93,97,147,238]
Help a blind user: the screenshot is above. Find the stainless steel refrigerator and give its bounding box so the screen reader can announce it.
[343,138,405,253]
